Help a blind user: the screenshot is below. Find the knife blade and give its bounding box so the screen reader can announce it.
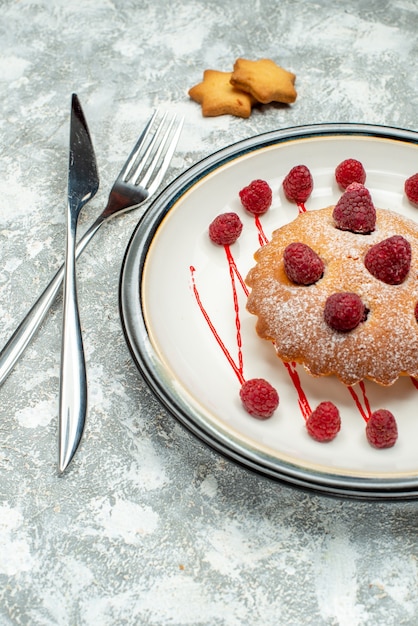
[58,93,99,473]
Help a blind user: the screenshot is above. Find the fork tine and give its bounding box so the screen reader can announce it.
[140,114,184,196]
[119,109,159,181]
[131,111,169,186]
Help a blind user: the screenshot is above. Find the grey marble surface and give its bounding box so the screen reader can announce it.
[1,0,418,624]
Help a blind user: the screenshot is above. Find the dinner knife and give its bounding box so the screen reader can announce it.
[59,94,99,473]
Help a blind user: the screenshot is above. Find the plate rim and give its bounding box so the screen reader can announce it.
[119,122,418,501]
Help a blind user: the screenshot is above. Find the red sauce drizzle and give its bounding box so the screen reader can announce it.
[225,244,249,297]
[282,361,312,420]
[347,381,372,422]
[254,216,269,246]
[191,239,316,421]
[190,261,245,386]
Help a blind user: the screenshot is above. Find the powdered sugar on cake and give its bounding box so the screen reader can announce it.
[246,205,418,386]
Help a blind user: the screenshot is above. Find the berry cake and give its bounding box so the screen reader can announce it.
[246,196,418,386]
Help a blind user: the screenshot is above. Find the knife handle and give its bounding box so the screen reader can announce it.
[58,211,87,473]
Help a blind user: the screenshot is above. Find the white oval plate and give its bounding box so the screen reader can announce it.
[119,123,418,499]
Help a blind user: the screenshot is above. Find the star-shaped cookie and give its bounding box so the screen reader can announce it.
[230,58,297,104]
[188,69,256,118]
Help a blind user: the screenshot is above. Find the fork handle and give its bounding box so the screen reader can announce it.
[0,217,103,387]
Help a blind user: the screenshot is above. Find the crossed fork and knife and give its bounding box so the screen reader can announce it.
[0,94,183,473]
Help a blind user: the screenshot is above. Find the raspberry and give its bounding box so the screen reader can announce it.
[209,212,243,245]
[283,242,325,285]
[405,173,418,206]
[306,401,341,442]
[335,158,366,190]
[239,179,272,216]
[366,409,398,449]
[364,235,411,285]
[282,165,313,204]
[332,182,376,234]
[324,292,367,332]
[239,378,279,419]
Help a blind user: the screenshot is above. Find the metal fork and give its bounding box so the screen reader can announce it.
[0,110,184,386]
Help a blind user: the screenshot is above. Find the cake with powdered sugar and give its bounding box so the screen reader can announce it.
[246,196,418,387]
